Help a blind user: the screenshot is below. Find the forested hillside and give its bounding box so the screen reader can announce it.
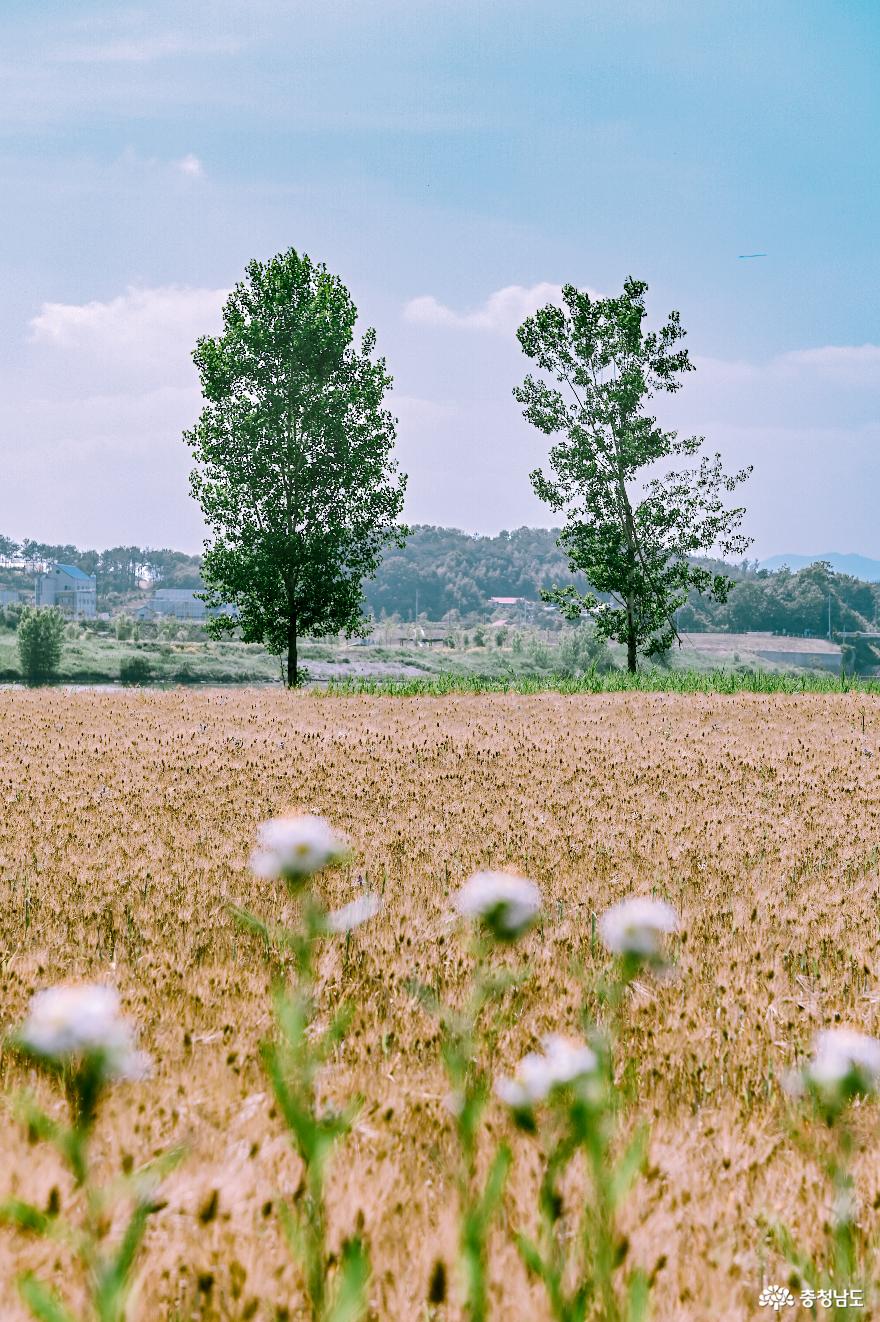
[3,528,880,636]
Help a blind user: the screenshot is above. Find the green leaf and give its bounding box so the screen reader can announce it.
[766,1219,818,1290]
[516,1231,549,1282]
[229,903,272,940]
[625,1268,651,1322]
[278,1199,309,1274]
[324,1236,370,1322]
[0,1198,50,1235]
[609,1123,649,1210]
[478,1144,511,1226]
[17,1275,77,1322]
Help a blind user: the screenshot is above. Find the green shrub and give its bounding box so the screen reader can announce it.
[16,607,65,684]
[119,655,153,685]
[557,624,615,677]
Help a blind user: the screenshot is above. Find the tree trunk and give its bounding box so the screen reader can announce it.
[287,615,298,688]
[625,601,637,674]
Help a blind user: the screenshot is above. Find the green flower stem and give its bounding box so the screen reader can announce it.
[240,876,368,1322]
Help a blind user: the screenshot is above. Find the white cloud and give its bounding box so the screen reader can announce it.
[28,285,228,389]
[775,343,880,384]
[403,283,569,335]
[50,35,239,64]
[175,153,204,178]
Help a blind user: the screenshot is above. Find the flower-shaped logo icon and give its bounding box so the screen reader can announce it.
[758,1285,795,1311]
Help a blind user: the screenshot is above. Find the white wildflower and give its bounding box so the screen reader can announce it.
[18,984,150,1082]
[453,871,541,940]
[800,1027,880,1105]
[598,896,678,959]
[249,814,350,883]
[325,893,381,933]
[495,1034,598,1109]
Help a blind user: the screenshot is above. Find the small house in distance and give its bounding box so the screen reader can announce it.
[35,564,97,618]
[155,588,207,621]
[137,588,237,622]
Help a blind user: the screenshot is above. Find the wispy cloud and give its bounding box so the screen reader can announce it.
[775,343,880,384]
[49,34,240,65]
[403,283,569,335]
[175,153,204,178]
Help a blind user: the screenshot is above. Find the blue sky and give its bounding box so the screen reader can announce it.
[2,0,879,557]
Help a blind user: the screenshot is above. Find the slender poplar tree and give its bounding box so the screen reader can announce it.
[185,248,407,685]
[515,278,752,671]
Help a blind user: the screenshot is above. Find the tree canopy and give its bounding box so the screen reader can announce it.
[185,248,407,684]
[515,278,752,670]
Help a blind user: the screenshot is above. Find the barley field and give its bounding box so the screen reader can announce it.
[2,688,880,1320]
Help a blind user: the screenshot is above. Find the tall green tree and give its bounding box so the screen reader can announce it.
[17,607,65,684]
[185,248,407,685]
[515,278,751,671]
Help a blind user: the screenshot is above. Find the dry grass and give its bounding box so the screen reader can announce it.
[2,688,880,1319]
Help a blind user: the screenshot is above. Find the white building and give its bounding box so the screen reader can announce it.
[138,588,237,622]
[35,564,97,618]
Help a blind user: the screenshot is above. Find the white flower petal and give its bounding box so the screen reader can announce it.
[598,896,679,957]
[453,871,542,936]
[325,893,381,933]
[18,984,148,1083]
[251,814,350,881]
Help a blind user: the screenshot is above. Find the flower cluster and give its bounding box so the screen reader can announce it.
[453,870,542,941]
[787,1027,880,1112]
[16,984,150,1083]
[249,813,350,886]
[598,895,678,964]
[495,1033,598,1111]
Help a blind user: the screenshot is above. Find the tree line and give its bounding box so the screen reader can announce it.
[679,558,880,638]
[7,522,878,644]
[0,539,202,599]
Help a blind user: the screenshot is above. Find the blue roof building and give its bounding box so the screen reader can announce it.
[35,563,97,618]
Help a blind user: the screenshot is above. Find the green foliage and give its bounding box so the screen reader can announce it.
[17,607,65,684]
[515,279,751,670]
[556,624,614,677]
[363,524,590,619]
[2,1039,181,1322]
[527,639,551,669]
[681,558,880,643]
[416,943,520,1321]
[321,668,880,697]
[119,655,153,685]
[185,247,407,685]
[114,615,134,641]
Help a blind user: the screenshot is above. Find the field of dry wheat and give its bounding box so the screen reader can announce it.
[2,688,880,1320]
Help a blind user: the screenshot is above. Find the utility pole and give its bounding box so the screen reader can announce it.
[828,591,832,639]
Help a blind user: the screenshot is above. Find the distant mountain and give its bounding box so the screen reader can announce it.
[759,552,880,582]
